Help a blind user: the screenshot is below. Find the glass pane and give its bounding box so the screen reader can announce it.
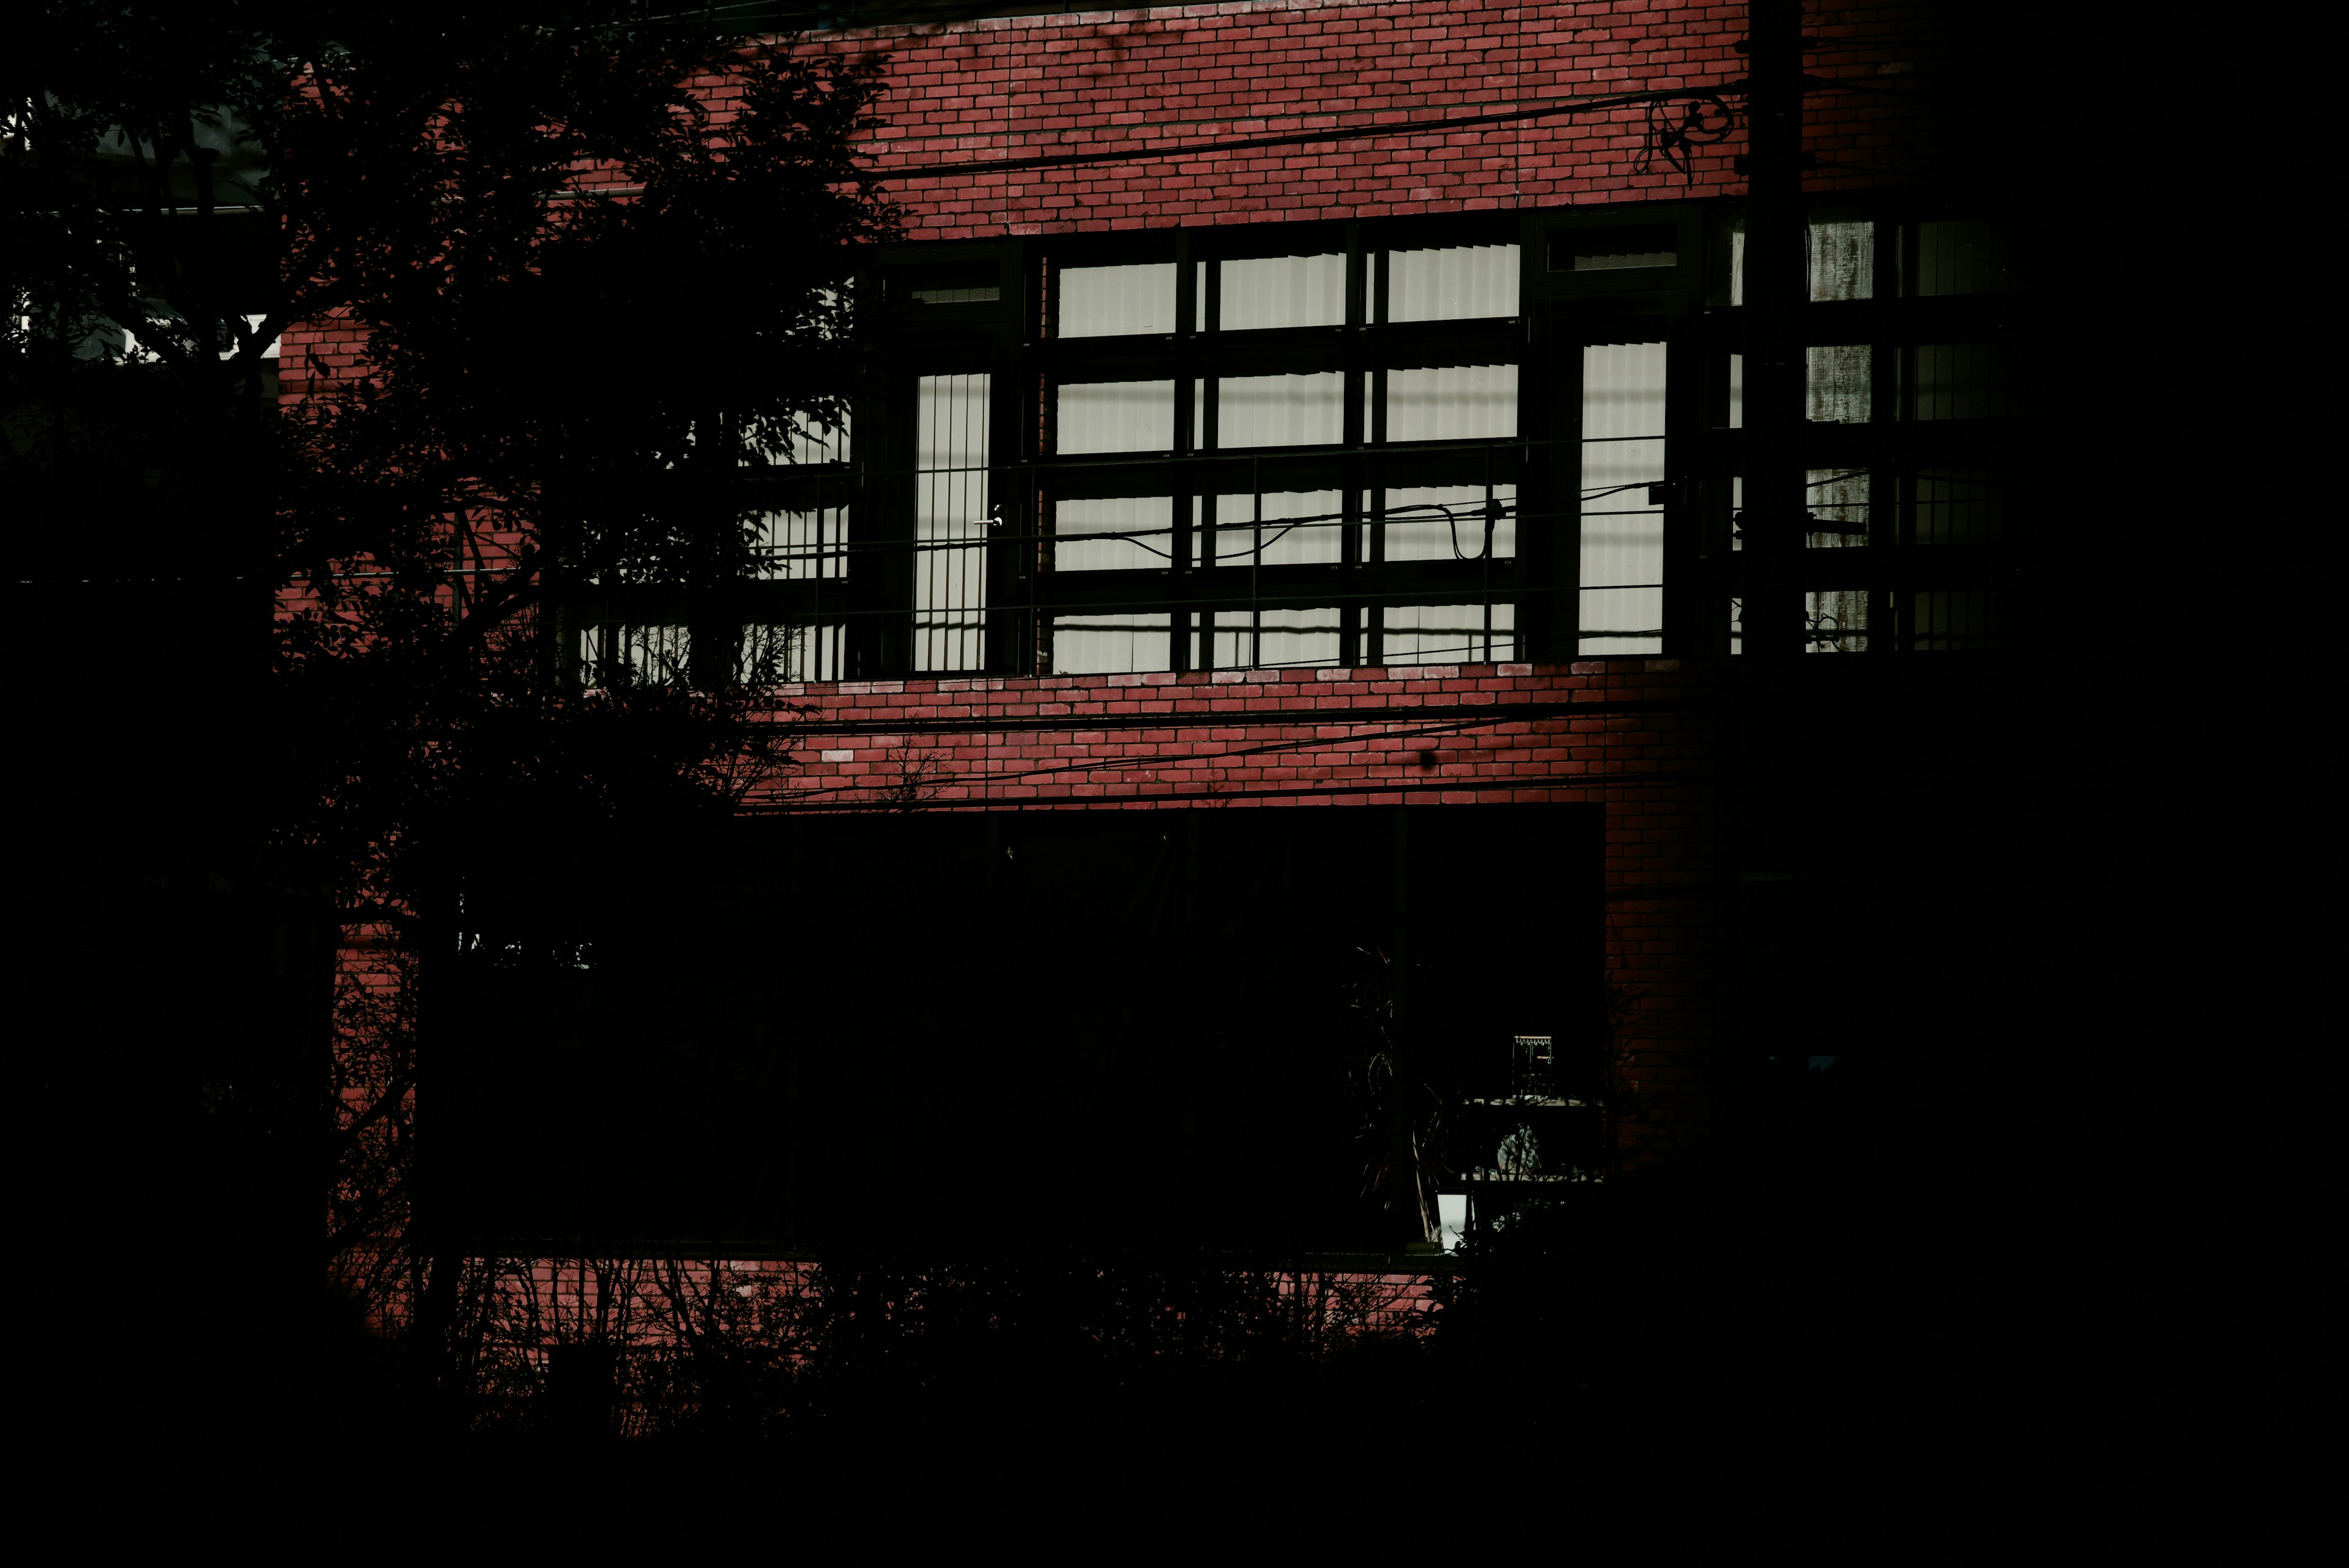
[1579,340,1665,656]
[1054,612,1170,674]
[1910,589,1989,650]
[916,373,989,672]
[1217,254,1345,330]
[1915,470,2003,544]
[1805,470,1869,547]
[1058,380,1176,454]
[1808,217,1874,301]
[1551,225,1677,272]
[1915,221,2009,295]
[1381,601,1515,665]
[1388,245,1520,322]
[1216,373,1343,448]
[1060,262,1177,337]
[582,624,690,686]
[1055,496,1171,571]
[1386,363,1518,442]
[1382,485,1516,562]
[1212,491,1341,567]
[1204,607,1341,669]
[754,505,847,579]
[741,621,844,682]
[784,416,850,465]
[1913,344,2006,420]
[1803,589,1868,653]
[1806,344,1871,424]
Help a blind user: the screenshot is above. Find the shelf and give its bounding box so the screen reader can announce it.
[1460,1097,1601,1109]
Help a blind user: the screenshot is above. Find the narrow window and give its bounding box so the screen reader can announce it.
[1214,254,1345,330]
[1386,245,1520,322]
[1578,340,1667,655]
[1059,263,1178,337]
[915,373,989,672]
[1385,364,1518,443]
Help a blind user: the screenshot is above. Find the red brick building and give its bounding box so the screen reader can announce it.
[285,0,2035,1258]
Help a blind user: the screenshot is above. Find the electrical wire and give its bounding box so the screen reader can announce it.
[864,84,1746,182]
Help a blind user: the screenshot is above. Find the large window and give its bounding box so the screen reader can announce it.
[1710,208,2025,654]
[567,205,2023,681]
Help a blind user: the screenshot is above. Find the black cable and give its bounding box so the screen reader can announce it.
[866,84,1746,181]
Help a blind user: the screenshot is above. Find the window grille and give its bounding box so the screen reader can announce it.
[915,373,989,672]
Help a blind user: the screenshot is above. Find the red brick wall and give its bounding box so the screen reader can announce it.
[788,0,1935,240]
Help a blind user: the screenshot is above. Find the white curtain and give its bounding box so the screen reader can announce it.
[1212,489,1342,567]
[1058,380,1175,453]
[1059,262,1176,337]
[1386,363,1517,442]
[1387,245,1519,322]
[1215,372,1342,448]
[1216,253,1345,330]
